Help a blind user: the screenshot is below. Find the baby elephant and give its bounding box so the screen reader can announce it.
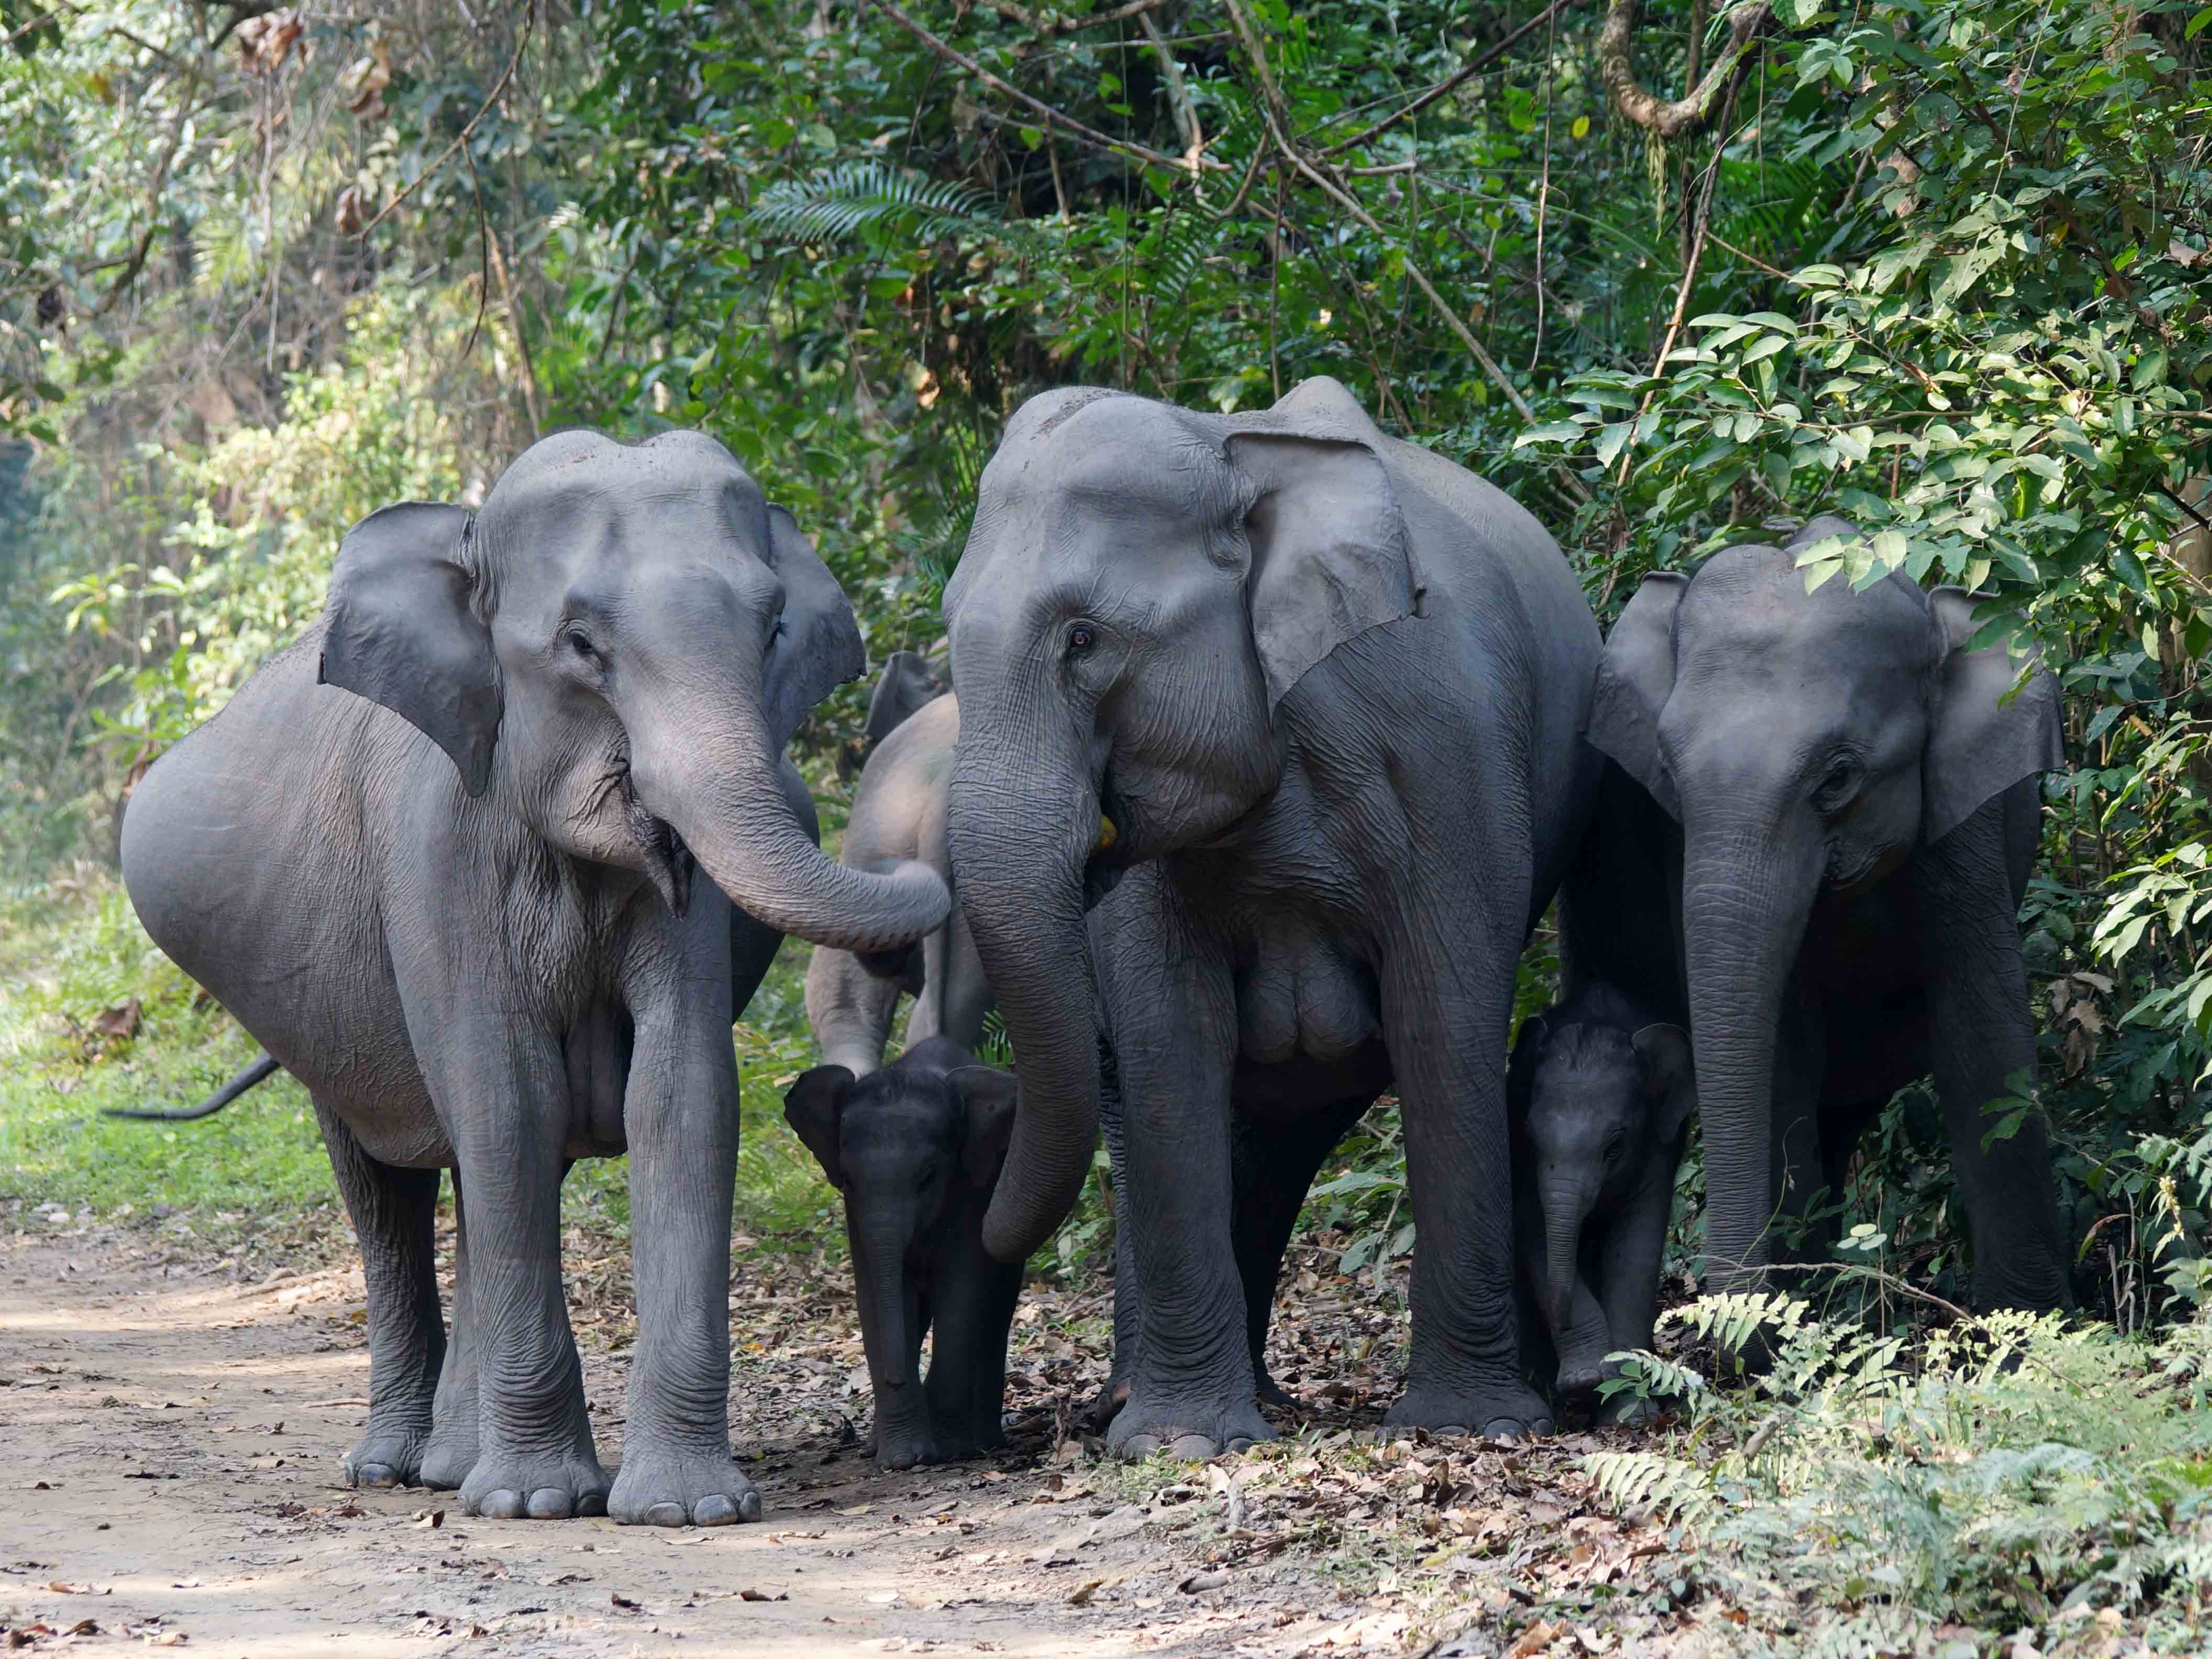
[784,1037,1021,1469]
[1509,983,1696,1417]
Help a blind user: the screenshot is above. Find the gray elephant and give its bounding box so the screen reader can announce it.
[1573,516,2070,1311]
[804,673,990,1077]
[1508,983,1694,1417]
[942,377,1602,1455]
[808,665,1362,1428]
[121,430,949,1525]
[783,1036,1020,1469]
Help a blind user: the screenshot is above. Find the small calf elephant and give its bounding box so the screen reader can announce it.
[804,674,990,1078]
[784,1037,1021,1470]
[1508,984,1695,1418]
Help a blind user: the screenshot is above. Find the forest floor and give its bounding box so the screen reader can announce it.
[0,1209,1687,1659]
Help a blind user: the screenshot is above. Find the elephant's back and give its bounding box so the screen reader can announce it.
[1380,435,1600,675]
[844,692,958,872]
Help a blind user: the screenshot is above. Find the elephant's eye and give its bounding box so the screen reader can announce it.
[915,1162,940,1192]
[1603,1128,1627,1164]
[1813,758,1860,811]
[1067,622,1099,657]
[562,625,599,661]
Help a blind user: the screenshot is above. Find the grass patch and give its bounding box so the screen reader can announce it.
[0,870,841,1253]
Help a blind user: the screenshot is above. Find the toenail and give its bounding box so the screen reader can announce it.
[479,1489,524,1520]
[738,1489,762,1522]
[694,1495,738,1527]
[642,1501,686,1528]
[354,1463,397,1489]
[1123,1434,1163,1458]
[1168,1433,1216,1460]
[526,1487,573,1520]
[577,1490,607,1518]
[1224,1436,1255,1454]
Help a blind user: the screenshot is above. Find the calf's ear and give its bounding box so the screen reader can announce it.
[950,1066,1021,1192]
[1631,1023,1697,1143]
[783,1066,854,1186]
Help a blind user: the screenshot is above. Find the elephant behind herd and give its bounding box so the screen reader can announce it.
[115,379,2072,1514]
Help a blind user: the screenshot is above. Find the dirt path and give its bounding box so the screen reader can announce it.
[0,1226,1457,1658]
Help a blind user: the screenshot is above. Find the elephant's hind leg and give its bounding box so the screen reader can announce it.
[314,1097,445,1489]
[417,1172,479,1489]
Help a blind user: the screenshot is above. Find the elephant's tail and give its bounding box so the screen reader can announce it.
[103,1053,282,1122]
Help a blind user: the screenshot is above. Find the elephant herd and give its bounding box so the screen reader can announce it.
[115,377,2071,1525]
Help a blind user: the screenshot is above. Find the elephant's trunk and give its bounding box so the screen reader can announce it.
[1679,812,1821,1298]
[853,1215,932,1468]
[631,674,949,955]
[947,718,1102,1267]
[1540,1174,1599,1337]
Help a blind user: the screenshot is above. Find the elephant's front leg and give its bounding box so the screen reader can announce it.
[1915,810,2071,1313]
[611,956,759,1525]
[417,1171,480,1490]
[1097,917,1264,1459]
[1382,932,1553,1441]
[444,1065,607,1520]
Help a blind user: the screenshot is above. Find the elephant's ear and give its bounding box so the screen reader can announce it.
[864,650,944,753]
[318,502,500,796]
[783,1065,853,1186]
[1586,572,1688,820]
[950,1065,1020,1192]
[762,504,867,748]
[1631,1023,1697,1143]
[1224,382,1419,710]
[1923,588,2065,845]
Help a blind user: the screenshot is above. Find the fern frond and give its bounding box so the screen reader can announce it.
[750,163,999,246]
[1581,1449,1718,1526]
[1662,1289,1809,1354]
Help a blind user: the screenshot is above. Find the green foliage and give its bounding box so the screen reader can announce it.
[1584,1293,2212,1649]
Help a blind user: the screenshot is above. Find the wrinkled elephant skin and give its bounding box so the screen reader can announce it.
[122,430,949,1523]
[784,1038,1020,1471]
[943,378,1602,1456]
[1572,517,2071,1313]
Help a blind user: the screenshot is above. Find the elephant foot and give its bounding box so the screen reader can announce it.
[1089,1377,1131,1432]
[416,1423,479,1491]
[927,1418,1009,1466]
[873,1432,942,1473]
[1254,1369,1295,1410]
[1104,1384,1274,1461]
[1386,1380,1554,1443]
[460,1447,611,1521]
[609,1443,762,1527]
[342,1419,430,1490]
[1553,1354,1610,1409]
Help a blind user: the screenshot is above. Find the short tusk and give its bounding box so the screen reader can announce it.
[1095,815,1117,851]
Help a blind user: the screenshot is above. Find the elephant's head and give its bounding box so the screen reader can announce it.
[942,378,1424,1263]
[783,1041,1019,1470]
[1509,1012,1693,1380]
[316,430,948,952]
[1584,516,2063,1288]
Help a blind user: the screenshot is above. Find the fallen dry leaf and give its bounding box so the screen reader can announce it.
[611,1592,642,1610]
[1068,1578,1106,1606]
[1509,1620,1564,1658]
[412,1509,444,1530]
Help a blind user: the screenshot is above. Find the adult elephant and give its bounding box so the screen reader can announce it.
[944,377,1601,1454]
[123,430,948,1524]
[1572,516,2070,1311]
